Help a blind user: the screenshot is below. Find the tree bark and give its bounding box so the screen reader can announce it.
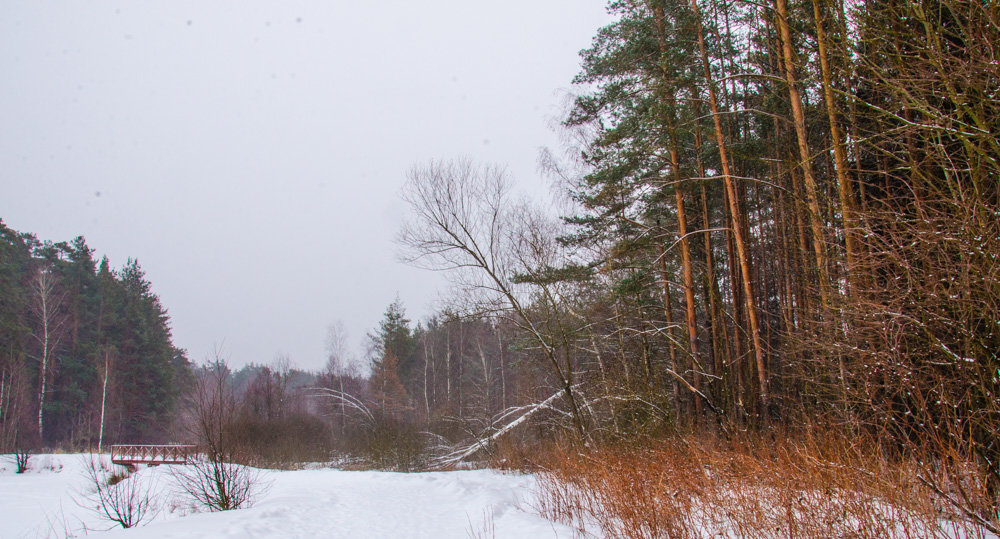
[98,349,110,452]
[775,0,833,308]
[653,5,704,421]
[690,0,769,413]
[812,0,859,279]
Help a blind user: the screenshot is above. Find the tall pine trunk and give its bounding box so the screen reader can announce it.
[690,0,769,414]
[812,0,859,279]
[653,4,704,421]
[775,0,833,308]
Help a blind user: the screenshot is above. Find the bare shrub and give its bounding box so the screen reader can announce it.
[227,413,331,469]
[80,454,158,529]
[13,448,30,473]
[489,436,551,473]
[312,386,426,471]
[362,414,426,471]
[174,356,266,511]
[172,457,262,512]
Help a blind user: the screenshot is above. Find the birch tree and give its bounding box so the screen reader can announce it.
[29,266,66,442]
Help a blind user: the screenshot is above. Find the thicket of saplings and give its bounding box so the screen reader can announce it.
[174,361,433,472]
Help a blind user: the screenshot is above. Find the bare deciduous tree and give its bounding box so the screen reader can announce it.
[324,321,357,437]
[399,159,589,438]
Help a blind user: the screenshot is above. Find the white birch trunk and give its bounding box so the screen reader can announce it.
[37,272,51,441]
[98,350,109,452]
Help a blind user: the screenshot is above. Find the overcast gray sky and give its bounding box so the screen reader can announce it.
[0,1,611,371]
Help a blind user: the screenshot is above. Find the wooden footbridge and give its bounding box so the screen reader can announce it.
[111,444,198,466]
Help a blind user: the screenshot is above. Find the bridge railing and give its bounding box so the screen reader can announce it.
[110,444,198,466]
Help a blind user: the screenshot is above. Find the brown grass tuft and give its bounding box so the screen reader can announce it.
[533,432,997,538]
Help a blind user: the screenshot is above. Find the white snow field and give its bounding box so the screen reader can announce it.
[0,454,580,538]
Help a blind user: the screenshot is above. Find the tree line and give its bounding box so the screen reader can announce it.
[3,1,995,510]
[0,221,190,450]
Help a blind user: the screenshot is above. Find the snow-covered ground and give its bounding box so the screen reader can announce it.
[0,454,580,538]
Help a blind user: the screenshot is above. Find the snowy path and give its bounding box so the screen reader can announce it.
[1,454,580,538]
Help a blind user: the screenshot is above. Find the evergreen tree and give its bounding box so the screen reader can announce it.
[368,298,417,406]
[0,223,188,448]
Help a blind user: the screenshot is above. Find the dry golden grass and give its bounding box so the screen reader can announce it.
[529,432,996,538]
